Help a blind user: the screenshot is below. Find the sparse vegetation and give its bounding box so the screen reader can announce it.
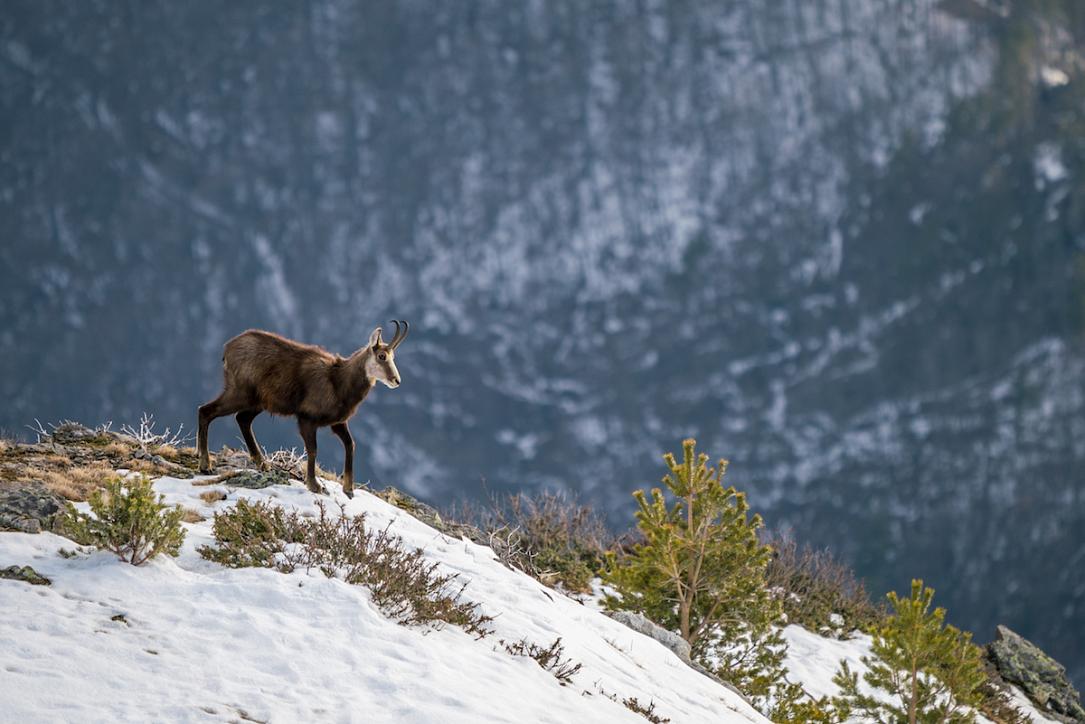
[199,500,492,636]
[622,696,670,724]
[764,530,885,636]
[460,491,610,593]
[57,474,186,565]
[832,580,990,724]
[501,637,582,685]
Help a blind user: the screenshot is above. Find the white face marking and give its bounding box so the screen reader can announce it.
[366,348,400,389]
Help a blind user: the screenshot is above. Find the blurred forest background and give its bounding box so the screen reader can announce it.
[3,0,1084,685]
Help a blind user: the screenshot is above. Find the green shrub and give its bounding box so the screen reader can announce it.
[463,491,609,594]
[764,531,885,636]
[603,439,820,719]
[832,579,989,724]
[198,498,301,570]
[200,500,492,636]
[58,474,185,565]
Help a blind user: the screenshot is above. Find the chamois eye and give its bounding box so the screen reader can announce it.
[379,353,387,361]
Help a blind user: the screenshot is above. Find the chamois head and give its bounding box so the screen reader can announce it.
[365,319,409,389]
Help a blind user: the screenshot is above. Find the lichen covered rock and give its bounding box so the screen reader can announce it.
[215,469,291,489]
[988,625,1085,722]
[0,565,51,586]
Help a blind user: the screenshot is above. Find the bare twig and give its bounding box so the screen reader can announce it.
[120,413,192,451]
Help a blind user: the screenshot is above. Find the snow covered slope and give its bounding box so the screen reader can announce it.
[0,475,766,723]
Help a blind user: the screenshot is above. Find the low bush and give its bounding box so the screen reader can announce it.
[463,491,610,593]
[199,498,301,569]
[763,530,885,636]
[58,474,185,565]
[200,500,492,636]
[501,637,582,685]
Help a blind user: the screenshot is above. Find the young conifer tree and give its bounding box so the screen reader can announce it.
[604,439,807,714]
[832,579,989,724]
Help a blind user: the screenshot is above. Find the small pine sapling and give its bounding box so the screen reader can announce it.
[832,579,989,724]
[604,438,815,717]
[59,474,185,565]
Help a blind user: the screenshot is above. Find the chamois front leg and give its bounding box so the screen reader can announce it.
[297,417,325,495]
[330,423,355,498]
[198,395,241,474]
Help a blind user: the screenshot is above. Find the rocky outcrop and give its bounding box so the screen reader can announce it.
[0,483,64,533]
[988,625,1085,722]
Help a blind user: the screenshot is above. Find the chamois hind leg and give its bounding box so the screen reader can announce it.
[330,423,355,498]
[235,409,266,469]
[297,417,325,495]
[197,394,244,474]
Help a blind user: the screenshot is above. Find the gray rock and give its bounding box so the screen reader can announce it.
[988,625,1085,722]
[0,565,51,585]
[605,610,692,663]
[0,483,64,533]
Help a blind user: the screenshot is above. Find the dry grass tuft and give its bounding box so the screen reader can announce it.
[101,441,134,458]
[152,444,180,460]
[181,508,206,523]
[39,462,115,501]
[199,489,229,504]
[314,464,340,482]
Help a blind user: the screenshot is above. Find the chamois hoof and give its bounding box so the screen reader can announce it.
[342,486,354,499]
[305,480,327,496]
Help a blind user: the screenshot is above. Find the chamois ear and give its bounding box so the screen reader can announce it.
[368,326,383,349]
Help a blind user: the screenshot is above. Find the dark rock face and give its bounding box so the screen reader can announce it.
[0,483,64,534]
[989,625,1085,722]
[0,565,51,586]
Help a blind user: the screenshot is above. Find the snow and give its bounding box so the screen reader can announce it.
[0,476,766,723]
[1040,66,1070,88]
[0,473,1064,723]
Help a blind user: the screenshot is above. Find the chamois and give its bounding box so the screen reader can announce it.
[196,321,408,497]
